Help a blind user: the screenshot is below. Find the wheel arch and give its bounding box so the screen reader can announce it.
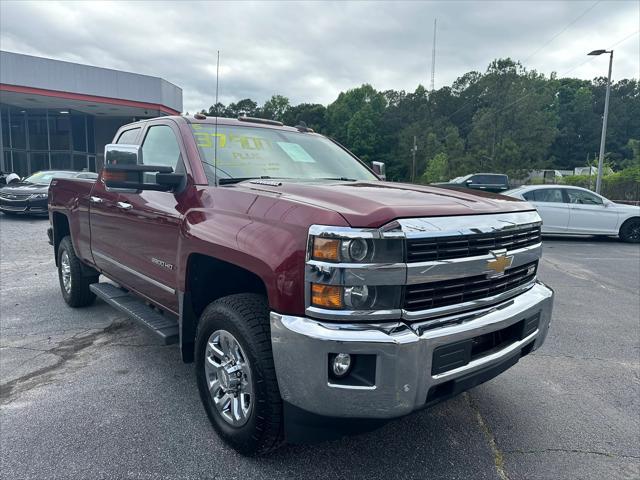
[619,215,640,238]
[51,211,71,267]
[178,253,269,363]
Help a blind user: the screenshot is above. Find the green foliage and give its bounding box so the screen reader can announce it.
[562,166,640,201]
[421,152,449,183]
[201,59,640,184]
[259,95,290,122]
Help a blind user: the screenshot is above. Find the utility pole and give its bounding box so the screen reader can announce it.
[411,135,418,183]
[430,18,437,92]
[588,49,614,194]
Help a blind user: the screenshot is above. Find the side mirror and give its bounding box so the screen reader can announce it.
[372,161,386,180]
[103,144,184,192]
[465,180,473,185]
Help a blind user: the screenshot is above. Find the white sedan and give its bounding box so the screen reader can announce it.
[504,185,640,243]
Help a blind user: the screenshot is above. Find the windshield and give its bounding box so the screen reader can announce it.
[23,171,78,185]
[191,124,378,184]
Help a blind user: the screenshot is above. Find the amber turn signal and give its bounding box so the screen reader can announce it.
[102,170,128,182]
[312,237,340,261]
[311,284,343,309]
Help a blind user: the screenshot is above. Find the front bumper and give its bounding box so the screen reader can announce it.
[0,197,48,214]
[271,281,553,419]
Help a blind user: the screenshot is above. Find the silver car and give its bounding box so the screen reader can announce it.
[504,185,640,243]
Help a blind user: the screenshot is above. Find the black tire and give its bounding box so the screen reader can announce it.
[57,236,98,307]
[195,294,284,455]
[619,218,640,243]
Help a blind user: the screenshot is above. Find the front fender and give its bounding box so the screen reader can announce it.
[175,189,348,315]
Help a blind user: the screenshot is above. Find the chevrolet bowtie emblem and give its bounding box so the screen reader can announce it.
[486,249,513,277]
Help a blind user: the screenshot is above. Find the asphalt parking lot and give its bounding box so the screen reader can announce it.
[1,213,639,480]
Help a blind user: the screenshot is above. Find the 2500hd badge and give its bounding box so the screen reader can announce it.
[47,115,553,455]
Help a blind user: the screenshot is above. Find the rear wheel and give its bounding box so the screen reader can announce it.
[57,236,98,307]
[195,294,284,455]
[619,218,640,243]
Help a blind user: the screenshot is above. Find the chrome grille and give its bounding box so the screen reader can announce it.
[406,225,541,262]
[404,261,538,311]
[0,193,31,200]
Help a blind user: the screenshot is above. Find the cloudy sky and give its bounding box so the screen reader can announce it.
[1,1,638,113]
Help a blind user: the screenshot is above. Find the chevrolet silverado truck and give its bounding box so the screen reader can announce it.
[48,115,554,455]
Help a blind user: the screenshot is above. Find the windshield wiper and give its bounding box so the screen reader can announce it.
[318,177,358,181]
[218,176,281,185]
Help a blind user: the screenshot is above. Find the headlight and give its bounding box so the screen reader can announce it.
[310,236,403,263]
[30,193,48,199]
[341,238,369,262]
[310,283,402,311]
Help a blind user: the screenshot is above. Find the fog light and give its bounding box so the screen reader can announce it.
[331,353,352,377]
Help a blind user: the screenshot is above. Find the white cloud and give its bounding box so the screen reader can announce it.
[1,0,638,113]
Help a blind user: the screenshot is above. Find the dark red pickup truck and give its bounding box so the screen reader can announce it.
[48,115,553,454]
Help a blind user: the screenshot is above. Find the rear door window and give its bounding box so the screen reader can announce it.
[523,189,565,203]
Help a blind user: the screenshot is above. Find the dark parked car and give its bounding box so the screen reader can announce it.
[435,173,510,193]
[0,170,98,216]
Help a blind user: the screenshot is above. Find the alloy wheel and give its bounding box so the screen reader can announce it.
[204,330,253,427]
[60,250,72,294]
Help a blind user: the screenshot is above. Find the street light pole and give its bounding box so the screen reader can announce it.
[588,49,614,194]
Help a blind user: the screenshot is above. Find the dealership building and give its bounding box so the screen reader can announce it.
[0,51,182,177]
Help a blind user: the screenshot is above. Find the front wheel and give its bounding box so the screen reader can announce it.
[57,236,98,307]
[195,294,283,455]
[619,218,640,243]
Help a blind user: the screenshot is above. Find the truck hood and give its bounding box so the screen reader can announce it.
[233,180,534,228]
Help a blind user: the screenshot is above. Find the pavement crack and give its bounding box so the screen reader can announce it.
[0,320,129,405]
[0,345,48,353]
[465,392,510,480]
[533,353,609,362]
[504,448,640,459]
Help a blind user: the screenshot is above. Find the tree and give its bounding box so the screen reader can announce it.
[281,103,327,132]
[259,95,290,122]
[226,99,258,117]
[421,152,449,183]
[326,85,386,161]
[196,59,639,184]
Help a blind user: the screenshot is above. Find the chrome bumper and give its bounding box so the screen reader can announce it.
[270,281,553,419]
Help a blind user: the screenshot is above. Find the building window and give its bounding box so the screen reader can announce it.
[12,151,28,177]
[1,109,9,148]
[71,115,87,152]
[31,152,50,173]
[49,113,72,150]
[3,150,12,172]
[73,154,88,171]
[51,152,71,170]
[1,107,108,175]
[9,109,27,150]
[28,112,49,150]
[87,116,95,154]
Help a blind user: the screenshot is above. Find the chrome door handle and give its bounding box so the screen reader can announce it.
[90,196,103,204]
[116,202,132,210]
